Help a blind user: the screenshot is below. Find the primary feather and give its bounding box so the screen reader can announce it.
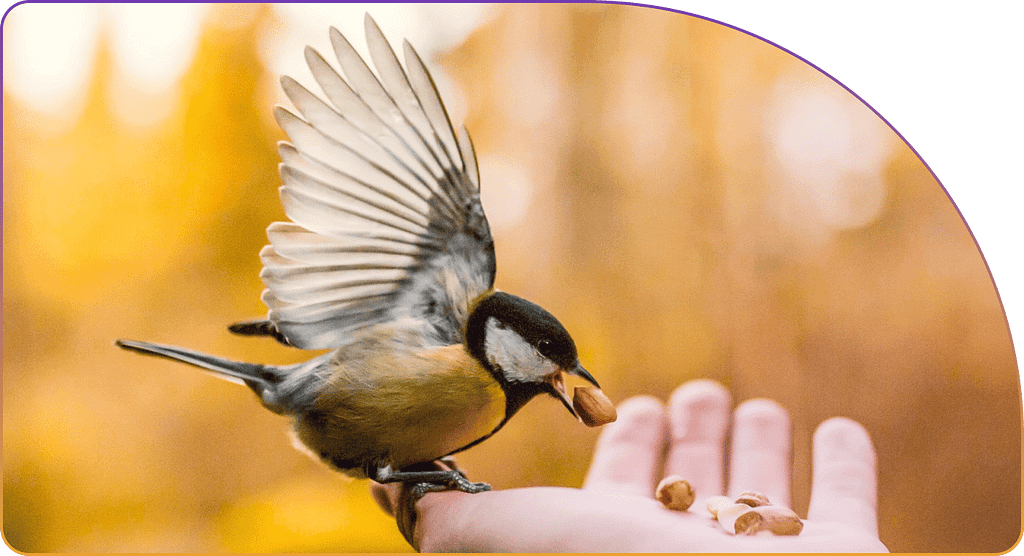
[261,14,496,351]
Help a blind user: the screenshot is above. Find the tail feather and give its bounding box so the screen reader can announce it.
[115,339,274,387]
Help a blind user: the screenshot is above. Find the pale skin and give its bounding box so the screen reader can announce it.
[372,379,888,552]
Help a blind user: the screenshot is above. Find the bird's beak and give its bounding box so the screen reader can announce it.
[568,362,600,388]
[546,362,599,421]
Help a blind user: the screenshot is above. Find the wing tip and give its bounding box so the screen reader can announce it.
[258,21,495,351]
[272,105,293,127]
[280,74,299,90]
[328,25,349,50]
[303,44,324,67]
[364,11,379,34]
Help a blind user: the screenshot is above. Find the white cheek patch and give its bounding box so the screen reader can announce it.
[484,317,557,382]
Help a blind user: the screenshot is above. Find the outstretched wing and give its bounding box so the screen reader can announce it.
[258,15,495,350]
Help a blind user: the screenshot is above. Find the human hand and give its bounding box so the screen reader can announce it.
[372,379,888,552]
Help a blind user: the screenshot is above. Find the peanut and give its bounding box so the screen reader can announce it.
[750,505,804,535]
[572,386,617,427]
[735,490,771,508]
[705,495,733,518]
[655,476,695,511]
[717,503,762,535]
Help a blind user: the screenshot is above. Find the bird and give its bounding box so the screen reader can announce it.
[116,14,599,496]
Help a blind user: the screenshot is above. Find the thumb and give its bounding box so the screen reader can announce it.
[369,480,424,549]
[368,460,465,550]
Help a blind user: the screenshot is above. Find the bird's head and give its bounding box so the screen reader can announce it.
[466,291,598,420]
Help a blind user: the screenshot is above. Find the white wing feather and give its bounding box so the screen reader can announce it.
[260,15,495,350]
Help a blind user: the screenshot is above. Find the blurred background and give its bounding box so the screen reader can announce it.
[3,3,1019,552]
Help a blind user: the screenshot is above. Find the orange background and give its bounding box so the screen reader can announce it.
[3,4,1020,552]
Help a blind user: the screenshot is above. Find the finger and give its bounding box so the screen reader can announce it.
[582,395,667,497]
[664,379,731,502]
[807,417,878,536]
[370,482,396,517]
[726,398,792,507]
[369,460,459,549]
[368,480,421,547]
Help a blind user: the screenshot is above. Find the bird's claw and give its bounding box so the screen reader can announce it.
[439,457,489,491]
[407,470,490,504]
[449,471,492,494]
[408,481,446,503]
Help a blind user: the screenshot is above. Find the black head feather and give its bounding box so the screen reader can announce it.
[465,291,579,373]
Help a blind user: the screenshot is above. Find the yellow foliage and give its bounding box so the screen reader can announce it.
[2,4,1017,553]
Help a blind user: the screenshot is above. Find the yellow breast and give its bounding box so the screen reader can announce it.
[295,344,507,472]
[384,344,506,468]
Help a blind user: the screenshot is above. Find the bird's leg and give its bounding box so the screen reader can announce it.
[371,462,491,495]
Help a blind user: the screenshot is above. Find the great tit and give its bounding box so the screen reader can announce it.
[116,15,599,495]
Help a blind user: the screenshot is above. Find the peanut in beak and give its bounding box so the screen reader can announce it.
[572,386,617,427]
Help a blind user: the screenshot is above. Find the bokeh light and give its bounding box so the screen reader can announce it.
[2,3,102,129]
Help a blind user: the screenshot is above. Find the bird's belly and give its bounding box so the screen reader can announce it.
[386,390,505,469]
[294,355,506,473]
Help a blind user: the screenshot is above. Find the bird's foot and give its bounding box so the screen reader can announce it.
[402,469,490,510]
[374,461,490,548]
[409,470,490,500]
[373,460,490,495]
[452,475,491,493]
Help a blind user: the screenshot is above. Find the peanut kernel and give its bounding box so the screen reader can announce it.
[572,386,617,427]
[655,476,695,511]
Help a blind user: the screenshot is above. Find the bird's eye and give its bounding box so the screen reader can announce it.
[494,321,507,330]
[537,339,552,356]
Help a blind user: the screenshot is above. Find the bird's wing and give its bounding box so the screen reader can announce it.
[260,15,495,350]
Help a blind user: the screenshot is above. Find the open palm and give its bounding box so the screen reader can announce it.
[374,379,888,552]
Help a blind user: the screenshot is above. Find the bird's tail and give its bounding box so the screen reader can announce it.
[115,339,275,388]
